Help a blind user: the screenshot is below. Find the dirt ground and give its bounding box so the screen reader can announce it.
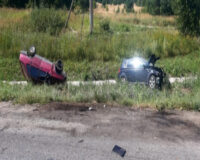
[1,102,200,142]
[39,102,200,141]
[0,102,200,160]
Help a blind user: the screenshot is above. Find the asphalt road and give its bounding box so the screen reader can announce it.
[0,102,200,160]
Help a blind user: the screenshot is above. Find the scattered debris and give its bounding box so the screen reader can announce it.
[112,145,126,157]
[79,106,96,112]
[78,139,84,143]
[79,107,89,112]
[88,107,96,111]
[33,108,39,112]
[0,125,9,132]
[0,147,7,154]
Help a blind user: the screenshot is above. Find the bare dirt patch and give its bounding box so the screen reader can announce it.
[34,102,200,142]
[1,102,200,142]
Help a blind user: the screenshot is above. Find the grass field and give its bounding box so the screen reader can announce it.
[0,6,200,109]
[1,78,200,110]
[0,7,199,81]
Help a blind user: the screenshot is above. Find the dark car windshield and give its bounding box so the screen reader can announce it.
[122,57,148,69]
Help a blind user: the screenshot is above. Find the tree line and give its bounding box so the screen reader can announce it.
[96,0,134,12]
[137,0,200,36]
[136,0,178,16]
[96,0,131,5]
[0,0,74,8]
[0,0,200,36]
[0,0,134,10]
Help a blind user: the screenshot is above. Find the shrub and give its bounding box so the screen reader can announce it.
[102,0,106,8]
[116,6,120,13]
[99,19,110,32]
[119,24,130,32]
[125,0,134,13]
[106,5,109,11]
[30,8,64,35]
[133,18,140,24]
[176,0,200,37]
[151,31,199,57]
[122,8,125,13]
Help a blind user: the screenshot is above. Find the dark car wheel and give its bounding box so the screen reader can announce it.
[148,75,156,89]
[55,60,63,74]
[45,75,52,85]
[120,75,127,82]
[28,46,36,57]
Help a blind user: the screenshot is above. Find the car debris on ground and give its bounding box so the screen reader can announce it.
[112,145,126,157]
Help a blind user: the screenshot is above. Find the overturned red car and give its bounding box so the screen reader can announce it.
[19,46,66,84]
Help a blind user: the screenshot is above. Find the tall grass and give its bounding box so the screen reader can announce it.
[1,27,198,61]
[0,8,199,80]
[159,52,200,76]
[0,8,29,27]
[0,78,200,110]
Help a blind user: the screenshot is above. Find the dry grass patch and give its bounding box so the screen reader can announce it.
[95,2,125,15]
[0,8,30,28]
[134,3,142,13]
[94,3,175,27]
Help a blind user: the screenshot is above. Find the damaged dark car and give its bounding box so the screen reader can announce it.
[118,55,166,89]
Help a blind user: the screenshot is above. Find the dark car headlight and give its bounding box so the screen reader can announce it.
[156,71,161,76]
[163,72,166,77]
[156,77,160,84]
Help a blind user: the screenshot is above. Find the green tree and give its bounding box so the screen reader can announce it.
[1,0,29,8]
[145,0,174,15]
[102,0,106,7]
[116,6,120,13]
[171,0,179,15]
[177,0,200,36]
[147,0,160,15]
[160,0,173,15]
[0,0,74,8]
[76,0,89,12]
[125,0,134,13]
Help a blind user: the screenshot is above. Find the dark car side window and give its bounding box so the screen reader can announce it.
[127,62,134,68]
[122,61,134,68]
[122,58,148,69]
[122,60,128,68]
[127,61,142,69]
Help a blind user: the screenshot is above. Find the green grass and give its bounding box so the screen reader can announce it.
[158,52,200,77]
[0,8,29,19]
[0,8,199,81]
[118,15,175,28]
[0,8,200,110]
[0,78,200,110]
[0,58,24,80]
[0,29,199,80]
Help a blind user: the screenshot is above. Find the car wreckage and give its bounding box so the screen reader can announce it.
[118,55,166,89]
[19,46,66,84]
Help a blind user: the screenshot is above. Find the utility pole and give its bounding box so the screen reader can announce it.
[89,0,93,34]
[65,0,75,28]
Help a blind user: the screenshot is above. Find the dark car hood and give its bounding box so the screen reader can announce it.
[148,55,160,66]
[151,66,162,72]
[146,65,165,77]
